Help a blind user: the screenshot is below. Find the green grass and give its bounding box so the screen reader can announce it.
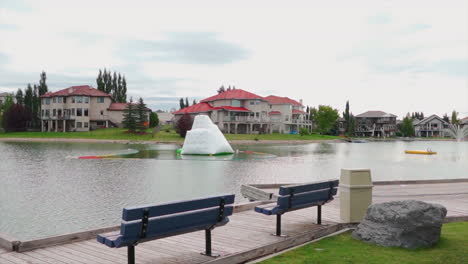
[0,129,339,142]
[260,222,468,264]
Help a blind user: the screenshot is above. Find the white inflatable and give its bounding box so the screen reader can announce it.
[181,115,234,155]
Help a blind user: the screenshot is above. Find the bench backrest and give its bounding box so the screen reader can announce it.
[119,194,235,242]
[277,180,338,211]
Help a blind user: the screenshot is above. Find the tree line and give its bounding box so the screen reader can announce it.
[1,71,48,132]
[96,69,127,103]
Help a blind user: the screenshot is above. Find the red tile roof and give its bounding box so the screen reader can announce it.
[265,95,302,106]
[201,89,264,103]
[173,102,216,114]
[40,85,111,98]
[292,109,307,114]
[214,106,251,112]
[269,111,281,115]
[108,103,151,111]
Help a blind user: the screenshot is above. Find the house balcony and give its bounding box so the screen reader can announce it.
[42,115,74,120]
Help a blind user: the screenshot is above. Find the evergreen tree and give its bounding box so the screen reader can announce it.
[420,112,424,120]
[343,100,350,134]
[15,88,24,105]
[111,72,118,102]
[442,113,450,123]
[32,85,40,127]
[121,76,127,103]
[348,114,356,137]
[122,98,137,132]
[136,97,148,133]
[24,84,34,111]
[96,69,104,92]
[38,71,48,96]
[149,112,159,128]
[185,97,189,109]
[0,94,14,129]
[451,110,459,125]
[192,99,197,105]
[217,85,225,94]
[117,73,123,102]
[104,69,112,94]
[179,98,185,109]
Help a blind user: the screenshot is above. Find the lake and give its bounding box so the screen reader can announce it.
[0,140,467,240]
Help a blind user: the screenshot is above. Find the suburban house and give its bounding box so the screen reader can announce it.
[40,85,150,132]
[173,89,311,134]
[413,114,450,137]
[460,117,468,128]
[355,110,397,137]
[0,92,14,105]
[155,110,174,125]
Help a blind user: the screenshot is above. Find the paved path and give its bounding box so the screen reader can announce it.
[1,182,467,264]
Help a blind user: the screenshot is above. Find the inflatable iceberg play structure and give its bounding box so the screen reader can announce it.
[179,115,234,155]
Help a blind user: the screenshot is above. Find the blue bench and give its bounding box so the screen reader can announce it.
[255,180,338,236]
[97,194,235,264]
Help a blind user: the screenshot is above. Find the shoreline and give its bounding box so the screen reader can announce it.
[0,137,457,145]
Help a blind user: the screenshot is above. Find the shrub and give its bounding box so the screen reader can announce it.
[175,114,193,137]
[299,127,310,136]
[2,104,31,132]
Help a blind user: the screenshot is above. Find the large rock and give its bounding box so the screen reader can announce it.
[352,200,447,249]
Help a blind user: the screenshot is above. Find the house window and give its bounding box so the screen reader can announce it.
[77,108,82,116]
[84,109,88,116]
[53,109,56,116]
[84,122,89,128]
[63,97,67,103]
[53,97,56,103]
[58,109,62,116]
[57,97,63,103]
[100,110,104,115]
[232,100,241,107]
[76,96,83,103]
[70,122,75,128]
[76,122,82,128]
[46,98,50,105]
[97,97,104,103]
[45,109,50,116]
[84,97,89,103]
[72,97,75,103]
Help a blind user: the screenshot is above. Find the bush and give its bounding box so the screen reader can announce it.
[299,127,310,136]
[175,114,193,137]
[149,112,159,128]
[2,104,32,132]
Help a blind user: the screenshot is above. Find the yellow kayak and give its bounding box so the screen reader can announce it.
[405,150,437,155]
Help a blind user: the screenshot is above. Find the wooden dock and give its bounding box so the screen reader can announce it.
[1,181,468,264]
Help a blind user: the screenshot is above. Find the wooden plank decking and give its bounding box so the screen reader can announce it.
[1,182,468,264]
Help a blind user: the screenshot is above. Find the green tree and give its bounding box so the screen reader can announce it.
[136,97,148,133]
[38,71,48,96]
[442,113,450,123]
[179,98,185,109]
[343,100,350,134]
[400,115,415,137]
[15,88,24,105]
[451,110,459,124]
[348,115,356,137]
[185,97,189,109]
[149,112,159,128]
[122,98,137,132]
[96,69,105,92]
[32,84,40,127]
[0,94,14,130]
[310,105,339,135]
[192,99,197,105]
[2,104,31,132]
[111,72,118,102]
[175,113,193,137]
[24,84,34,111]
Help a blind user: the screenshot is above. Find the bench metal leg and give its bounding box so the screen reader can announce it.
[317,205,322,225]
[128,245,135,264]
[201,229,220,257]
[276,214,282,236]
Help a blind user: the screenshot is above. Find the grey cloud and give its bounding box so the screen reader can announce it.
[120,32,249,65]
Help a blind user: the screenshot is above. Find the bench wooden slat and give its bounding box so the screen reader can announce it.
[109,206,233,248]
[278,180,339,195]
[122,194,235,221]
[278,188,337,209]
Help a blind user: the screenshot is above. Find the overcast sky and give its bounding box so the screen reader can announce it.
[0,0,467,118]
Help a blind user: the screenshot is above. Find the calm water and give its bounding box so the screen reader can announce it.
[0,140,467,240]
